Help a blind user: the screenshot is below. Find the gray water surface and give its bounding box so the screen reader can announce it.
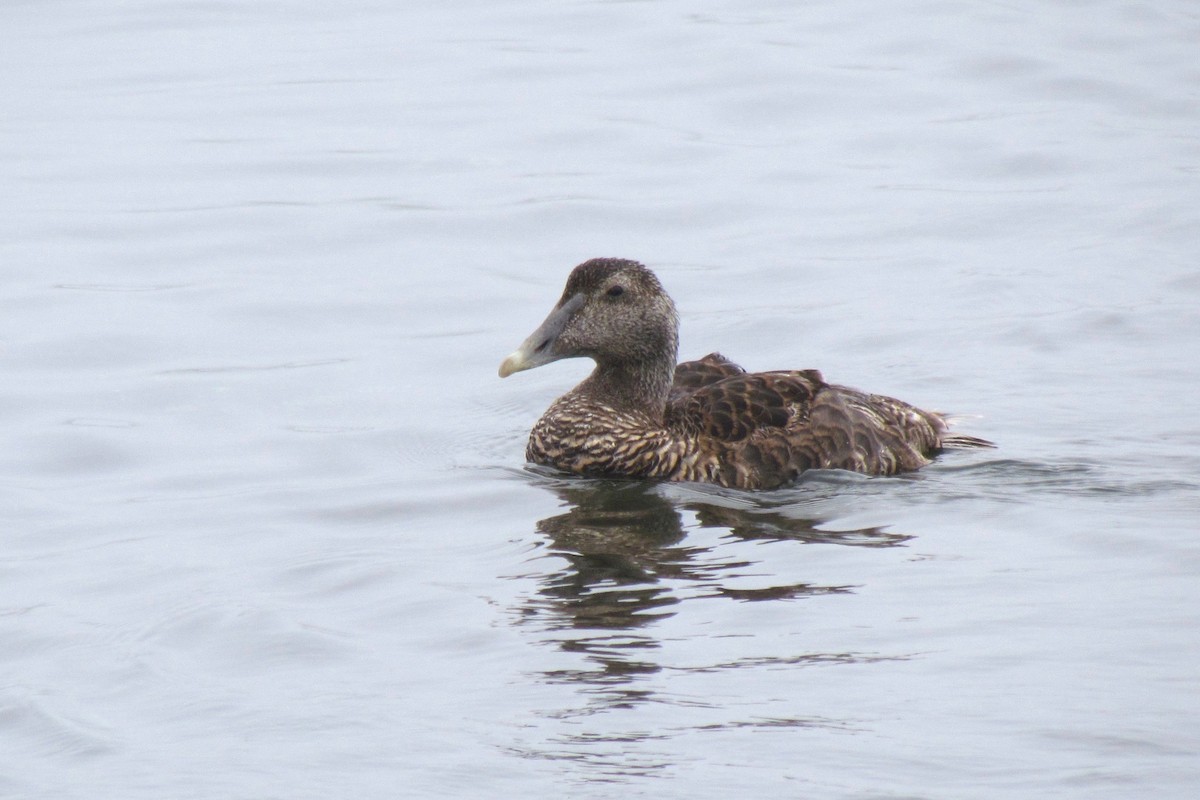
[3,1,1199,798]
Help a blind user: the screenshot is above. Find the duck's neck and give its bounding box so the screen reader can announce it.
[577,354,676,422]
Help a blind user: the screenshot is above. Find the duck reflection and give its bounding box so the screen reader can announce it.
[534,482,685,632]
[517,475,910,703]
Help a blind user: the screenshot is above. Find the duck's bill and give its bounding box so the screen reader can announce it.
[498,293,584,378]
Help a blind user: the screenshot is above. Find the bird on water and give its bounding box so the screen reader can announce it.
[499,258,992,490]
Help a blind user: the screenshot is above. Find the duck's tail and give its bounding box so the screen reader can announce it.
[941,433,996,450]
[936,413,995,450]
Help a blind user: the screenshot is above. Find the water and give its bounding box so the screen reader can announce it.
[3,1,1199,797]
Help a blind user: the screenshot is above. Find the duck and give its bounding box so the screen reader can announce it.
[499,258,992,490]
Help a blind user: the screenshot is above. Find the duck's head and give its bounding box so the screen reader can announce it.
[499,258,679,378]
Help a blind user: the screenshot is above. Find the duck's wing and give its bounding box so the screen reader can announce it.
[666,366,960,486]
[669,352,747,402]
[667,368,825,440]
[664,368,824,487]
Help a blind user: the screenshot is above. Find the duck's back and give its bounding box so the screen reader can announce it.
[666,353,950,488]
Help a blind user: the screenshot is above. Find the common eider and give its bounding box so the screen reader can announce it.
[499,258,992,490]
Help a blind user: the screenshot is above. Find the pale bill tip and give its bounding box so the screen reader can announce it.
[498,350,525,378]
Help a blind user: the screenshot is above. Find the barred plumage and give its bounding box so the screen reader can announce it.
[500,258,992,490]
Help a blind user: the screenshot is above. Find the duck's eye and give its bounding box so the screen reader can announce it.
[606,285,625,298]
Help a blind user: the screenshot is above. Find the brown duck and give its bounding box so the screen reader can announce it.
[499,258,992,490]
